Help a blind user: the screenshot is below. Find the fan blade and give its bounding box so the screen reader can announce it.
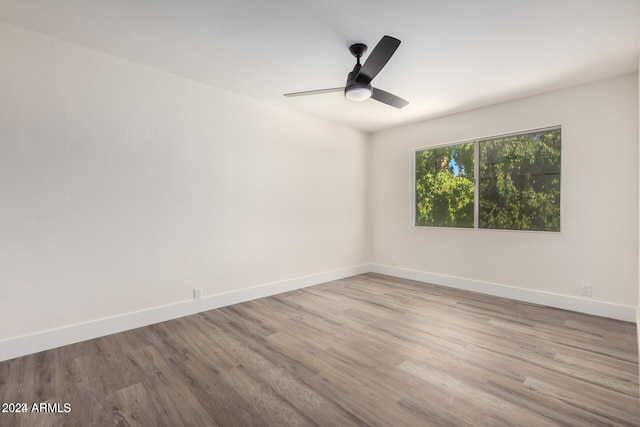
[356,36,401,84]
[371,88,408,108]
[284,87,344,97]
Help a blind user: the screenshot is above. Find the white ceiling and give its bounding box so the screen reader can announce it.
[1,0,639,132]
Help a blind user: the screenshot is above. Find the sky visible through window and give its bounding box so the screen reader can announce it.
[448,157,461,176]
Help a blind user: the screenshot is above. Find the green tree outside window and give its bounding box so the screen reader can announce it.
[415,128,561,232]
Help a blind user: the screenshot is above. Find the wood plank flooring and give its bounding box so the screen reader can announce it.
[1,273,638,426]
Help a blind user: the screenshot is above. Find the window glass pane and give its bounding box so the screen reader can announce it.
[415,143,474,227]
[478,128,561,231]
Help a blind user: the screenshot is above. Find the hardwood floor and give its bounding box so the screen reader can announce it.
[1,273,638,426]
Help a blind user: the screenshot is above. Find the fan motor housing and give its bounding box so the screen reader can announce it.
[344,70,372,101]
[345,70,371,92]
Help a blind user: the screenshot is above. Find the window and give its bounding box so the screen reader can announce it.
[414,127,561,231]
[415,143,474,227]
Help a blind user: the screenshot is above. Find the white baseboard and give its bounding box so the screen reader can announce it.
[637,307,640,379]
[1,263,636,362]
[0,264,370,362]
[369,264,637,323]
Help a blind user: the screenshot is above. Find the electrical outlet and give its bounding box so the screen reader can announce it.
[194,288,202,300]
[580,283,592,297]
[391,257,398,266]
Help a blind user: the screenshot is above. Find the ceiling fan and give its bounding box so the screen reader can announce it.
[284,35,408,109]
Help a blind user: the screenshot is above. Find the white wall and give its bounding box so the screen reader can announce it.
[637,60,640,372]
[0,23,369,342]
[371,74,639,308]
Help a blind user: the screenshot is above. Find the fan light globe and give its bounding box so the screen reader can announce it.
[345,87,372,102]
